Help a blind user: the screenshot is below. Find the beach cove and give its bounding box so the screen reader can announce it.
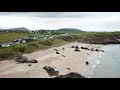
[0,42,105,78]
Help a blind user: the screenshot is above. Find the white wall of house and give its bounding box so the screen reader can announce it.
[0,44,10,47]
[22,40,26,43]
[16,42,20,44]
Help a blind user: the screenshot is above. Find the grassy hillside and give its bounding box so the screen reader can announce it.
[57,31,120,44]
[76,32,120,44]
[0,38,67,61]
[0,32,32,42]
[1,31,120,61]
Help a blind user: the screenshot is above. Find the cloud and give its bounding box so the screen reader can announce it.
[0,12,120,31]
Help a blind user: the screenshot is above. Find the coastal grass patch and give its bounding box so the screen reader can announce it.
[0,47,21,60]
[51,38,68,47]
[12,42,48,54]
[38,39,54,46]
[26,41,48,52]
[0,38,68,61]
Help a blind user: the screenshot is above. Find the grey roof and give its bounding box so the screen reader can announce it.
[0,43,10,45]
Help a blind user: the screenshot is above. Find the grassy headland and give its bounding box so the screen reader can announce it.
[0,38,67,60]
[0,31,120,61]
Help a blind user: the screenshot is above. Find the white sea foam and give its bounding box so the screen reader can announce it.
[93,65,96,68]
[88,76,91,78]
[96,60,100,65]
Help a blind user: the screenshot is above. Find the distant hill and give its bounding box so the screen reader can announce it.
[58,28,83,32]
[0,27,29,31]
[6,27,29,31]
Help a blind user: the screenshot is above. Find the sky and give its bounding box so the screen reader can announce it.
[0,12,120,31]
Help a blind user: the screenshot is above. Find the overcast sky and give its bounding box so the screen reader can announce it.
[0,12,120,31]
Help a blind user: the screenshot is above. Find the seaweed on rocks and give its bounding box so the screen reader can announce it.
[75,48,80,52]
[95,49,99,52]
[81,46,89,50]
[75,46,79,49]
[14,56,28,63]
[54,72,85,78]
[14,56,38,63]
[56,51,60,54]
[62,48,65,51]
[66,68,71,70]
[27,59,38,63]
[62,55,65,57]
[28,64,32,67]
[42,66,59,77]
[71,46,75,48]
[86,61,89,65]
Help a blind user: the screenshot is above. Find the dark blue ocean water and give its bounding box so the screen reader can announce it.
[91,44,120,78]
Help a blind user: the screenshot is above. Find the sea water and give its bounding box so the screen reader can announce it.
[91,44,120,78]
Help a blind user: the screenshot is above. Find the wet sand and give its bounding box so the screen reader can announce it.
[0,42,104,78]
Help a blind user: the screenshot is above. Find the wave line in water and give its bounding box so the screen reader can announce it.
[93,65,96,68]
[88,76,91,78]
[96,60,100,65]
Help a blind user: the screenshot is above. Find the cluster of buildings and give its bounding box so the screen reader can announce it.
[0,33,70,48]
[0,36,37,48]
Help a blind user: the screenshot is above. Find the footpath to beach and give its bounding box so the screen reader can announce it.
[0,42,104,78]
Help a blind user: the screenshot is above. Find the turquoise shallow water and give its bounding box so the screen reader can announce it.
[91,44,120,78]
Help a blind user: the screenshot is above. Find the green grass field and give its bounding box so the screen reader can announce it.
[0,32,33,42]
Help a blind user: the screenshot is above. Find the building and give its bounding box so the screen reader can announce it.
[14,38,27,44]
[21,40,26,43]
[0,43,10,47]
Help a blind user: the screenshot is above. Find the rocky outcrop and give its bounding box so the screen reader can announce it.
[71,46,75,48]
[86,61,89,65]
[42,66,59,77]
[80,46,105,52]
[14,56,38,63]
[56,51,60,54]
[27,59,38,63]
[62,55,66,57]
[62,48,65,51]
[75,48,80,51]
[14,56,28,63]
[66,68,71,70]
[95,49,104,52]
[81,46,89,50]
[54,72,85,78]
[74,46,80,52]
[75,46,79,49]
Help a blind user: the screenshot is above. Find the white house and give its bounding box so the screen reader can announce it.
[21,40,26,43]
[16,42,20,44]
[0,43,10,47]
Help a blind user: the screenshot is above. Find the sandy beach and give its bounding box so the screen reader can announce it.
[0,42,104,78]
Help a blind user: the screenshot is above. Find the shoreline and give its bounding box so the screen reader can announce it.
[0,42,105,78]
[83,45,106,78]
